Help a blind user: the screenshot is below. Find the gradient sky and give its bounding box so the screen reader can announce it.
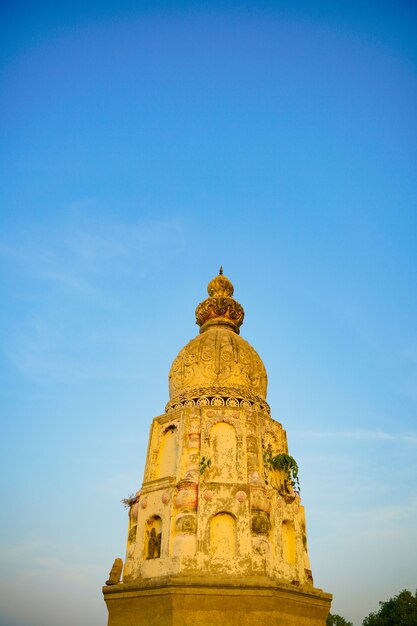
[1,2,416,625]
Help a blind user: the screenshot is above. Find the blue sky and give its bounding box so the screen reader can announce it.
[0,2,416,625]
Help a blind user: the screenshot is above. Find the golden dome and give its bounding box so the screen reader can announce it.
[167,270,268,412]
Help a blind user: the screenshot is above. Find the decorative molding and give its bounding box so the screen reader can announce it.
[204,415,243,443]
[166,388,270,415]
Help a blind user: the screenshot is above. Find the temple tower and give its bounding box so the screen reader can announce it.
[103,270,332,625]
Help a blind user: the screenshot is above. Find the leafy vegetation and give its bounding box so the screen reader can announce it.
[362,589,417,626]
[326,614,353,626]
[199,456,212,474]
[263,450,301,494]
[121,493,137,508]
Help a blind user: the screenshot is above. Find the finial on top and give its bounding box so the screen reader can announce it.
[195,269,244,334]
[207,270,234,298]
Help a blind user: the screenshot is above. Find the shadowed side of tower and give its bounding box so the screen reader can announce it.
[103,270,332,625]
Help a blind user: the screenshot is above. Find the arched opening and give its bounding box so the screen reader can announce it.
[145,516,162,559]
[210,512,236,558]
[282,520,296,564]
[155,425,178,479]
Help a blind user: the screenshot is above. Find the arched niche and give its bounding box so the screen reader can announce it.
[155,425,178,479]
[210,421,237,482]
[145,516,162,560]
[210,512,237,559]
[282,520,296,564]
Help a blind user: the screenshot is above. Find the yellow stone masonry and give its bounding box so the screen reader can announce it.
[103,270,332,625]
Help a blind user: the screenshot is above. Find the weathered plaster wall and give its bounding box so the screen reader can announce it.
[123,404,314,588]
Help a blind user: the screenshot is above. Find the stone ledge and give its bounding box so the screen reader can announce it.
[103,577,332,626]
[103,576,332,626]
[104,574,331,598]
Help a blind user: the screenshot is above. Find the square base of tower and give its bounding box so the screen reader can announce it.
[103,576,332,626]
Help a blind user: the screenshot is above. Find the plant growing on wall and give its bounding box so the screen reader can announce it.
[199,456,212,475]
[263,450,301,494]
[121,493,137,509]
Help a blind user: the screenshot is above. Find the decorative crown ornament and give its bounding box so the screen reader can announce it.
[195,267,245,334]
[168,269,268,408]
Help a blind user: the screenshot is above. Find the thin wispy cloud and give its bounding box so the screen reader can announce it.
[0,540,61,561]
[0,212,185,292]
[1,211,187,381]
[295,429,417,445]
[0,539,101,585]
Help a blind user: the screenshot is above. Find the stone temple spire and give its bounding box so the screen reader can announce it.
[103,271,332,626]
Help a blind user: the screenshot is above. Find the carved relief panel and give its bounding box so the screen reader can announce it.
[210,422,238,482]
[144,516,162,560]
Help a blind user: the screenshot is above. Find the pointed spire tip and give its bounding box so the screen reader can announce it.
[219,265,223,275]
